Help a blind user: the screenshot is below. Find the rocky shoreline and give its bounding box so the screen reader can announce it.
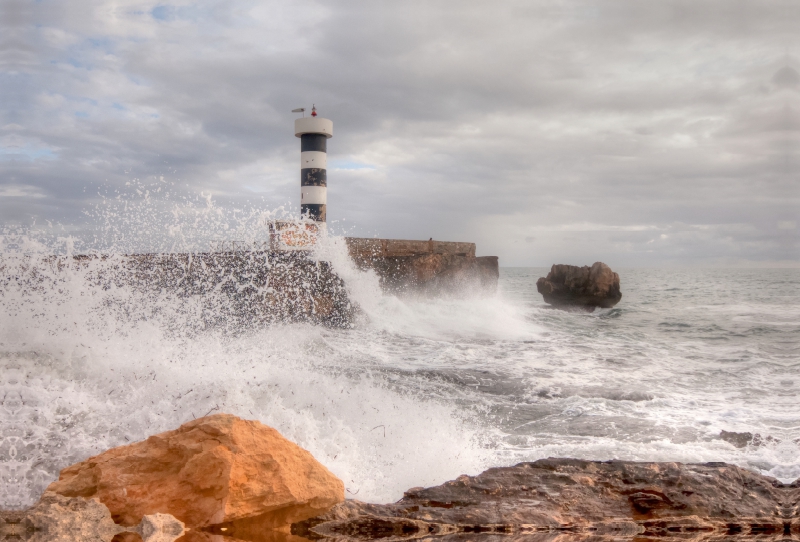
[297,459,799,541]
[3,415,796,542]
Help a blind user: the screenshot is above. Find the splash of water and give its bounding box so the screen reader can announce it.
[0,186,500,509]
[2,184,798,511]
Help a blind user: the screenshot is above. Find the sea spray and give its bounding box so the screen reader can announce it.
[0,195,498,509]
[1,189,799,510]
[0,253,498,508]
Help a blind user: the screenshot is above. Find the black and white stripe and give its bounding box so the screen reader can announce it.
[295,117,333,222]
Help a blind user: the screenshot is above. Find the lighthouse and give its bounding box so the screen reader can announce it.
[294,105,332,223]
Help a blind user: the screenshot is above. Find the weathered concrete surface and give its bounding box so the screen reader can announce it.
[21,238,495,336]
[51,251,355,328]
[346,239,477,259]
[346,238,498,296]
[295,459,800,540]
[536,263,621,310]
[0,493,184,542]
[47,414,344,529]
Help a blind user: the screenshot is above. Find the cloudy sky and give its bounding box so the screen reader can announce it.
[2,0,798,266]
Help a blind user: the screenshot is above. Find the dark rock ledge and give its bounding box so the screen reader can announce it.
[294,459,800,541]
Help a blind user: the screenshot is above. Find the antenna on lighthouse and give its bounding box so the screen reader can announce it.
[291,107,305,118]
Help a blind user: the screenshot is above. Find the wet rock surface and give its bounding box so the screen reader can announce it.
[295,459,800,540]
[6,458,800,542]
[719,430,780,449]
[0,493,184,542]
[133,513,186,542]
[47,414,344,529]
[536,263,622,310]
[0,492,120,542]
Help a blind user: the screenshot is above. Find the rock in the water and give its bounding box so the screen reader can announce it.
[719,430,754,448]
[536,262,621,310]
[297,459,797,539]
[0,492,121,542]
[135,513,186,542]
[0,494,186,542]
[47,414,344,529]
[719,430,779,449]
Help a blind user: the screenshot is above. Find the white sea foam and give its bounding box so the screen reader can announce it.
[1,193,798,510]
[0,297,500,507]
[0,223,502,508]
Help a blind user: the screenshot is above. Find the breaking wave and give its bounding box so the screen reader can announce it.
[1,186,799,509]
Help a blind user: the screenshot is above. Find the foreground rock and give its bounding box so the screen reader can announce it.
[47,414,344,529]
[0,493,184,542]
[537,262,621,310]
[0,493,120,542]
[296,459,799,540]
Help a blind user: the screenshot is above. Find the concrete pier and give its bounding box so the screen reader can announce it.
[345,238,499,296]
[38,237,498,330]
[63,251,355,328]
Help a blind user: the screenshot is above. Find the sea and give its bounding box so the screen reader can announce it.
[1,228,798,510]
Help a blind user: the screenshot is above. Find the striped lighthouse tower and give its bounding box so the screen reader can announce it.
[295,105,332,223]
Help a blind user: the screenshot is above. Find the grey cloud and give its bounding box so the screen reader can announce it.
[1,0,798,266]
[773,66,800,88]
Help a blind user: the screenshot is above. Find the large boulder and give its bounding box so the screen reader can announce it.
[536,262,621,310]
[46,414,344,529]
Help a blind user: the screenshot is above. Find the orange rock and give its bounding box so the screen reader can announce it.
[46,414,344,529]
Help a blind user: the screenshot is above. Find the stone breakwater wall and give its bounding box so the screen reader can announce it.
[345,238,499,296]
[42,251,355,328]
[123,251,354,327]
[22,237,498,330]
